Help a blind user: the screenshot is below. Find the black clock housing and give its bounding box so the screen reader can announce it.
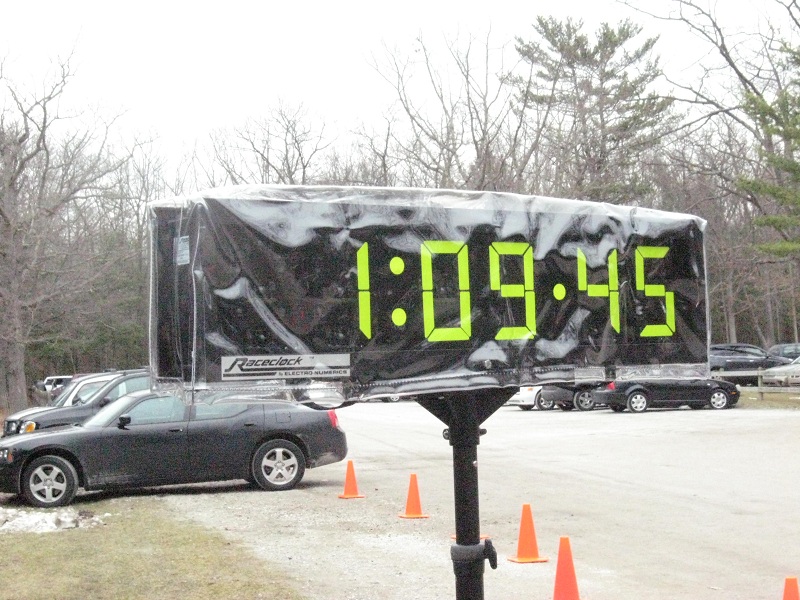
[149,185,709,399]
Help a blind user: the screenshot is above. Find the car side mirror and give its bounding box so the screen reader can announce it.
[118,414,132,429]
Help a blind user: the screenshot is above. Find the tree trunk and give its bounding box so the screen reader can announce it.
[725,278,738,343]
[0,335,28,413]
[765,276,775,348]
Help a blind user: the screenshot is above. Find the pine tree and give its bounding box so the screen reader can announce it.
[739,45,800,257]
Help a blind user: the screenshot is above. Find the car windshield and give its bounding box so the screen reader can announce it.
[742,347,766,357]
[72,381,109,405]
[50,381,79,406]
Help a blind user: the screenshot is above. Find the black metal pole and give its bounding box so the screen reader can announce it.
[451,421,485,600]
[416,389,510,600]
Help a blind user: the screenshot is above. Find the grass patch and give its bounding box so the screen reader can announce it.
[737,389,800,409]
[0,496,306,600]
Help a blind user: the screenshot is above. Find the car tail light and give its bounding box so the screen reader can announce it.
[605,381,616,391]
[327,409,340,429]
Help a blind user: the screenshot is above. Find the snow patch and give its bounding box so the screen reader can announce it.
[0,506,107,534]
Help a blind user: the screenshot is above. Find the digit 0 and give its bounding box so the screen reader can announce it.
[420,241,471,342]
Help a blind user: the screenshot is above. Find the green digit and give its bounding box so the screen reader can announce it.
[635,246,675,337]
[421,241,471,342]
[357,243,371,339]
[489,242,536,340]
[577,248,620,333]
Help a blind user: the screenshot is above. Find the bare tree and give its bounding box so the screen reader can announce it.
[0,60,125,411]
[621,0,800,345]
[374,33,533,191]
[206,103,331,186]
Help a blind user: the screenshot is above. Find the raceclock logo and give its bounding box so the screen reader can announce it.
[221,354,351,380]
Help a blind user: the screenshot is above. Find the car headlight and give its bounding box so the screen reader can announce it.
[0,449,13,463]
[19,421,38,434]
[3,421,20,435]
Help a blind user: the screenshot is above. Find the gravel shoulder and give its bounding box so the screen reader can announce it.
[163,402,800,600]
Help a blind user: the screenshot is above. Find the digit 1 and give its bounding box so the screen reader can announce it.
[489,242,536,340]
[420,241,471,342]
[357,243,371,339]
[635,246,675,337]
[577,248,620,333]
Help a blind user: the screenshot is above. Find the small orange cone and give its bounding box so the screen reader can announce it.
[784,577,800,600]
[508,503,548,563]
[338,460,365,499]
[553,536,580,600]
[399,473,429,518]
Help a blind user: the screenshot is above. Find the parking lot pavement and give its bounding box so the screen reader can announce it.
[166,402,800,600]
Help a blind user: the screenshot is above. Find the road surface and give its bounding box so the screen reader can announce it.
[165,402,800,600]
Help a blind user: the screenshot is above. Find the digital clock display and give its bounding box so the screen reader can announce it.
[149,186,709,399]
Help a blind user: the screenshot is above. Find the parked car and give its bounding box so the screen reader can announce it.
[35,376,72,393]
[709,343,792,372]
[0,389,348,508]
[761,357,800,386]
[767,343,800,360]
[5,371,135,438]
[539,383,604,411]
[709,344,793,385]
[591,378,740,413]
[3,370,150,437]
[506,386,543,410]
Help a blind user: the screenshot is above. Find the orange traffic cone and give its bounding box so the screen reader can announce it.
[553,536,580,600]
[784,577,800,600]
[399,473,429,518]
[338,460,365,499]
[508,503,548,563]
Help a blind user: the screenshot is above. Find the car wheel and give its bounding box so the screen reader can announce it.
[573,389,595,411]
[708,390,729,410]
[610,405,625,413]
[626,391,648,413]
[252,439,306,491]
[535,394,555,411]
[381,395,400,403]
[21,455,78,508]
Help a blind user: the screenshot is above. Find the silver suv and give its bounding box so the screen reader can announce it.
[4,372,120,437]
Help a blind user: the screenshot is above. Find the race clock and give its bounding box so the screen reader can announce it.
[149,186,708,399]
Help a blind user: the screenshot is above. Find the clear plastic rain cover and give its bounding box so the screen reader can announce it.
[148,185,709,401]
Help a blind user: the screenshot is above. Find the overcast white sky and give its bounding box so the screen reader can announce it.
[0,0,778,157]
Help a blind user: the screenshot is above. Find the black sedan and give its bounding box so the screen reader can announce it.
[539,383,605,411]
[0,390,347,508]
[590,378,740,413]
[709,343,792,384]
